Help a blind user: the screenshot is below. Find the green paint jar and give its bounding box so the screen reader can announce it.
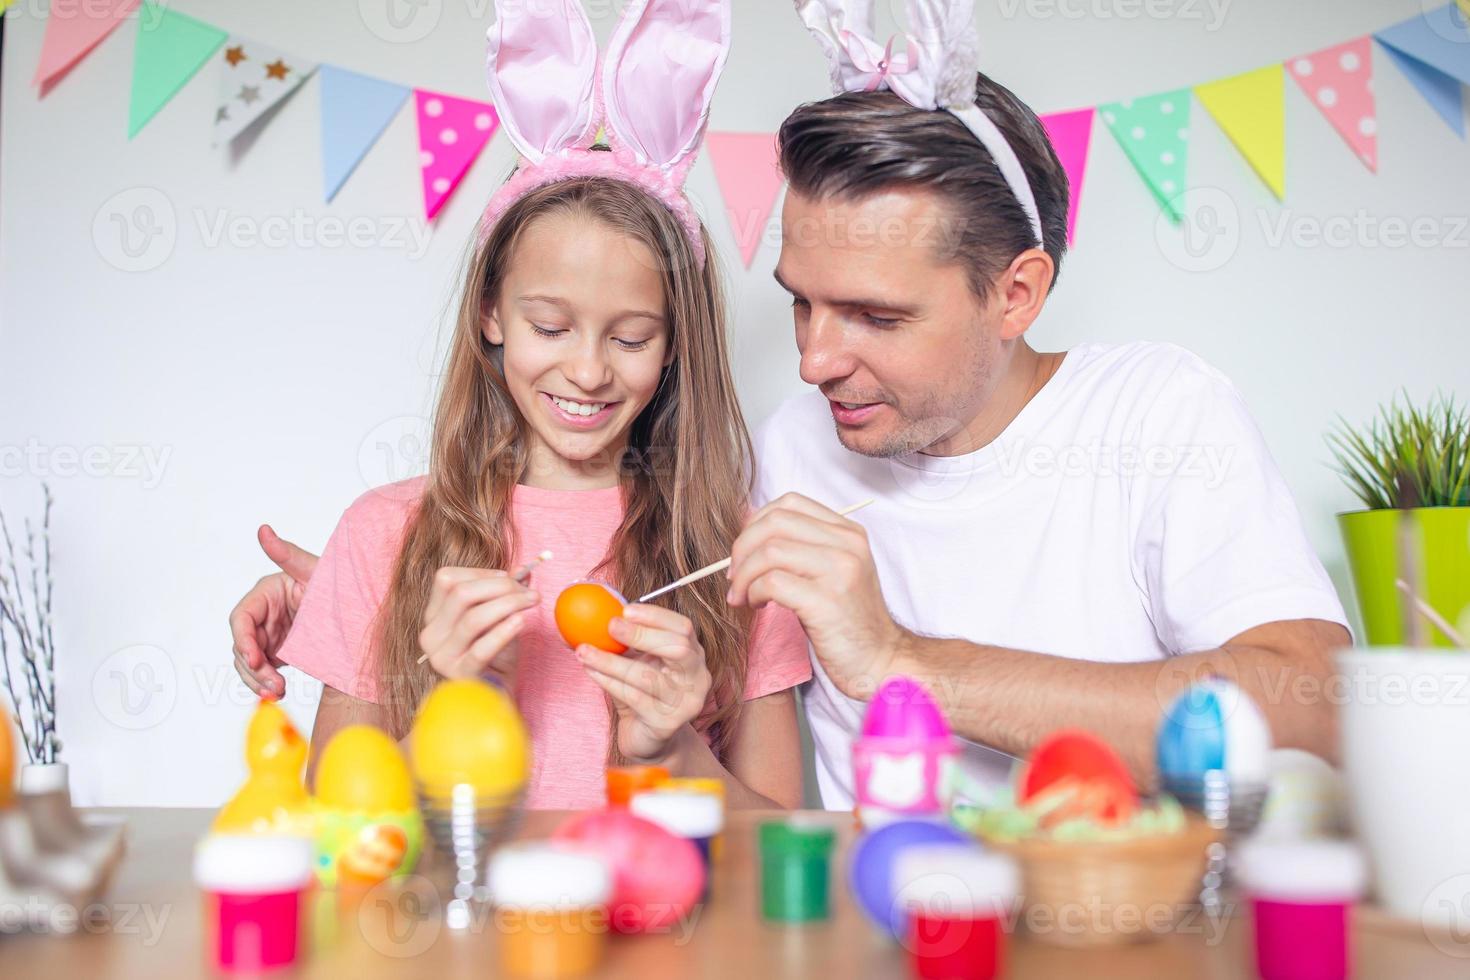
[759,819,836,923]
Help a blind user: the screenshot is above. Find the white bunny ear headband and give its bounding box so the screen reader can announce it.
[794,0,1045,247]
[480,0,731,267]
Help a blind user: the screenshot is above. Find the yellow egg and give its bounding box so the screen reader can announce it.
[410,679,529,798]
[314,725,415,812]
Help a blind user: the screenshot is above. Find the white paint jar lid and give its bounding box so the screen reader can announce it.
[488,844,612,908]
[892,843,1020,916]
[194,835,314,894]
[1236,839,1367,901]
[630,790,723,838]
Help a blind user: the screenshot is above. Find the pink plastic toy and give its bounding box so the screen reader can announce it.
[194,835,314,972]
[853,677,959,827]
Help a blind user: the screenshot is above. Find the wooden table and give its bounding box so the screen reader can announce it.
[0,809,1463,978]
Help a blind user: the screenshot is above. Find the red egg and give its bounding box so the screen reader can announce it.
[1019,729,1138,826]
[551,809,705,933]
[555,582,628,654]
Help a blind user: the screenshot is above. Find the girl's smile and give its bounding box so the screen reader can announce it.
[541,391,621,429]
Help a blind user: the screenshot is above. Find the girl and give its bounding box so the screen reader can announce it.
[274,0,810,808]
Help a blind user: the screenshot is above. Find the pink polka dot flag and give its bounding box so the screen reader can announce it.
[414,89,500,221]
[1286,36,1378,173]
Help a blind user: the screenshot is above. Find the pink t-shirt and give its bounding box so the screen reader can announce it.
[277,476,812,808]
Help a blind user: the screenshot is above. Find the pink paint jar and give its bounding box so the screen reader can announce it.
[194,835,314,973]
[893,843,1019,980]
[1236,839,1367,980]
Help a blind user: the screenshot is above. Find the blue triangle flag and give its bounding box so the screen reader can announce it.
[1376,4,1470,86]
[319,66,410,202]
[1377,39,1466,137]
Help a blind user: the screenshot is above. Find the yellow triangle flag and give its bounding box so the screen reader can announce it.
[1195,65,1286,200]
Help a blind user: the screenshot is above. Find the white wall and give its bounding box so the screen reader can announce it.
[1,0,1467,805]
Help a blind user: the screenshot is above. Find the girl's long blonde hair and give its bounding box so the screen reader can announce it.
[374,177,754,762]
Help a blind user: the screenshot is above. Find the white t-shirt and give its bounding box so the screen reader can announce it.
[751,342,1349,809]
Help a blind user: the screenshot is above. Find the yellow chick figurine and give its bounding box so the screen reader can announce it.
[214,700,312,835]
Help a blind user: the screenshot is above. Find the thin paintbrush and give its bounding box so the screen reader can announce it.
[636,499,876,603]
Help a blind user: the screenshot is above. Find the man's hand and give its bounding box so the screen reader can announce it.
[229,525,319,699]
[725,493,904,701]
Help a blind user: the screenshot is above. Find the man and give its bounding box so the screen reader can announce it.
[720,78,1348,805]
[232,63,1348,809]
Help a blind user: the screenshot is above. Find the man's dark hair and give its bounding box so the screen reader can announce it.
[777,73,1070,299]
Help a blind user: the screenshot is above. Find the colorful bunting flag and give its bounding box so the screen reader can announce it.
[33,0,141,93]
[128,3,227,138]
[320,67,411,203]
[1100,91,1191,224]
[1286,37,1378,172]
[24,1,1470,245]
[1377,4,1470,85]
[1195,65,1286,200]
[705,133,785,268]
[414,90,499,221]
[1039,108,1094,245]
[1376,5,1470,138]
[1378,43,1465,138]
[213,38,318,146]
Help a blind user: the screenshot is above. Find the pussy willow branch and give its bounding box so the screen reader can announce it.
[0,487,58,765]
[0,619,37,763]
[0,510,44,754]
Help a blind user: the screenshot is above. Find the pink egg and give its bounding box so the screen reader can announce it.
[551,809,706,933]
[861,677,951,740]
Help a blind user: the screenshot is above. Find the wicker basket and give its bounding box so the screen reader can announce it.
[983,815,1218,948]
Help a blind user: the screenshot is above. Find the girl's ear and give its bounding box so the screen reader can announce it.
[483,309,505,346]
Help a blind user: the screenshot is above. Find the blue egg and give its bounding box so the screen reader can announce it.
[848,819,970,939]
[1157,679,1271,781]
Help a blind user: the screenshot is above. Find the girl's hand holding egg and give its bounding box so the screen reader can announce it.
[419,567,540,683]
[576,604,712,765]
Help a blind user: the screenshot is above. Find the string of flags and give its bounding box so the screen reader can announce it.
[29,0,1470,265]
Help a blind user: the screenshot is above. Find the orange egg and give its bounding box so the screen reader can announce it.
[555,582,628,654]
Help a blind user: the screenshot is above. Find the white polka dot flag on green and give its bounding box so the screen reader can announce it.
[1195,65,1287,201]
[1099,90,1192,225]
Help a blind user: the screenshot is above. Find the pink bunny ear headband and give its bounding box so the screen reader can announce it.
[478,0,730,268]
[795,0,1045,248]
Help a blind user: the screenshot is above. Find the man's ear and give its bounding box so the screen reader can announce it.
[482,308,505,345]
[997,248,1055,342]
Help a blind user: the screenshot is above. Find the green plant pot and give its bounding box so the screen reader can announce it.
[1338,507,1470,646]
